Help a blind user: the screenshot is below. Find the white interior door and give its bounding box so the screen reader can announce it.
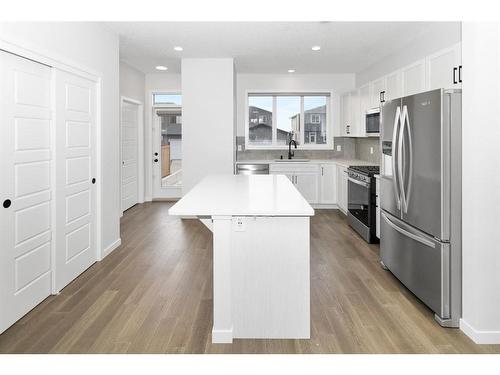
[55,69,97,292]
[121,101,139,211]
[0,51,53,334]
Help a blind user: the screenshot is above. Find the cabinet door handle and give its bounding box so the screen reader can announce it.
[458,65,462,83]
[453,67,458,84]
[321,167,324,176]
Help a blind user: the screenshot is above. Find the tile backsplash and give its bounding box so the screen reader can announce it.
[355,138,381,164]
[235,136,380,163]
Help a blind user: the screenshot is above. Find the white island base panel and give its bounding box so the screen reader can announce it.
[212,215,310,343]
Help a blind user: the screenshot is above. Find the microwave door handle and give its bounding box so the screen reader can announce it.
[401,105,413,214]
[391,106,402,209]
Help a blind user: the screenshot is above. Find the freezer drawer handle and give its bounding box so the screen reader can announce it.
[382,213,435,248]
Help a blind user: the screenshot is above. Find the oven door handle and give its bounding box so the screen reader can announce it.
[348,177,370,189]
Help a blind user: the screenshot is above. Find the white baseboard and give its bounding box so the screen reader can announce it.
[101,238,122,260]
[460,318,500,344]
[212,327,233,344]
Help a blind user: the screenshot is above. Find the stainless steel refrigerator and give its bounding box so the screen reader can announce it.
[380,89,461,327]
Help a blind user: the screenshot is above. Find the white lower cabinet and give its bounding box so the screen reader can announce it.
[319,164,337,204]
[270,162,347,207]
[336,165,348,214]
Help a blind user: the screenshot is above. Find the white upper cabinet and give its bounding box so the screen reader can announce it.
[384,70,401,102]
[359,83,371,118]
[401,59,426,97]
[349,89,363,137]
[340,90,363,137]
[426,43,462,90]
[370,78,386,108]
[340,92,351,136]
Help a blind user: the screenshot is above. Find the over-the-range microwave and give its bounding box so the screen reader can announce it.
[366,108,380,136]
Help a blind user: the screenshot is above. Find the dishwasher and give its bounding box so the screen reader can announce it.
[235,163,269,175]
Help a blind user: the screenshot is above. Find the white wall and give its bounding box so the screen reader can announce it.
[182,59,235,194]
[236,73,355,137]
[356,22,461,86]
[0,22,120,255]
[460,22,500,344]
[120,61,145,102]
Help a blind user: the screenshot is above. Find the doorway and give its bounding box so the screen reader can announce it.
[120,97,144,213]
[152,93,182,199]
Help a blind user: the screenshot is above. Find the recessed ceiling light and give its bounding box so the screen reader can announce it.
[155,65,168,71]
[311,45,321,51]
[173,46,183,52]
[288,69,296,73]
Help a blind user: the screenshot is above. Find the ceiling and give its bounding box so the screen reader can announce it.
[104,22,448,74]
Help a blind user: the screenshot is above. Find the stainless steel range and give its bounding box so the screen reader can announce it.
[347,165,379,243]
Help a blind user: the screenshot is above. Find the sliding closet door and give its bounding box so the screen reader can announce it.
[54,69,97,291]
[0,51,53,334]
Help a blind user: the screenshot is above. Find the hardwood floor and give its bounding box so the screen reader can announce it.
[0,202,498,354]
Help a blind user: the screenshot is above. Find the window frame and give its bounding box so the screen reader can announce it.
[245,90,334,150]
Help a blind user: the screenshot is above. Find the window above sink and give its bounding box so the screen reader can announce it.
[245,91,333,151]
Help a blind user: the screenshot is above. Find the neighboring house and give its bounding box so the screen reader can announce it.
[161,114,182,159]
[249,106,290,143]
[289,105,326,144]
[304,105,326,144]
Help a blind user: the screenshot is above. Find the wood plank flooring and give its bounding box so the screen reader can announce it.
[1,202,499,354]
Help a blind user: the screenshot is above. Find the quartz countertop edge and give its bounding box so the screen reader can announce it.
[169,174,315,217]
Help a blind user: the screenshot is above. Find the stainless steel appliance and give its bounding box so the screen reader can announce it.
[235,163,269,175]
[366,108,380,136]
[347,165,379,244]
[380,89,462,327]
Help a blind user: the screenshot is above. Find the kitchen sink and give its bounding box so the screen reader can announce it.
[273,159,310,162]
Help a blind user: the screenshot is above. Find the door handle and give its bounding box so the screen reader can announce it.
[154,152,158,156]
[401,105,413,214]
[92,178,96,184]
[154,159,159,163]
[382,212,435,248]
[458,65,462,83]
[392,106,402,209]
[3,199,11,208]
[453,67,458,84]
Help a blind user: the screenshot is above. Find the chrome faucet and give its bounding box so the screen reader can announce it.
[288,139,297,159]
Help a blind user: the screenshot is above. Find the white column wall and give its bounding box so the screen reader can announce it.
[181,58,235,194]
[460,22,500,344]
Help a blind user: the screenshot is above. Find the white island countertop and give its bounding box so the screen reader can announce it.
[169,174,314,217]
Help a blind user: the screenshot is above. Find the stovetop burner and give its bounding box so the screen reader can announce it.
[348,165,380,177]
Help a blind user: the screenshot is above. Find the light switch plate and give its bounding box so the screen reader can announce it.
[370,147,374,154]
[237,145,242,151]
[234,217,246,232]
[336,145,341,151]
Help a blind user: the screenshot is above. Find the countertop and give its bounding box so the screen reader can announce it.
[235,158,378,168]
[169,174,315,217]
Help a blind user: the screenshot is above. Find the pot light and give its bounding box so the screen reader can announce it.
[155,65,168,71]
[173,46,183,51]
[288,69,296,73]
[311,45,321,51]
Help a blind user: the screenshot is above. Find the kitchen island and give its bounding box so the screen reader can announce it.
[169,174,314,343]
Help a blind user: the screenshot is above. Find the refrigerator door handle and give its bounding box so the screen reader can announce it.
[382,212,436,248]
[391,106,402,209]
[401,105,413,214]
[397,108,406,210]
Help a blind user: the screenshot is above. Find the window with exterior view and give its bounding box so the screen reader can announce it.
[303,96,327,144]
[246,93,330,149]
[248,96,273,145]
